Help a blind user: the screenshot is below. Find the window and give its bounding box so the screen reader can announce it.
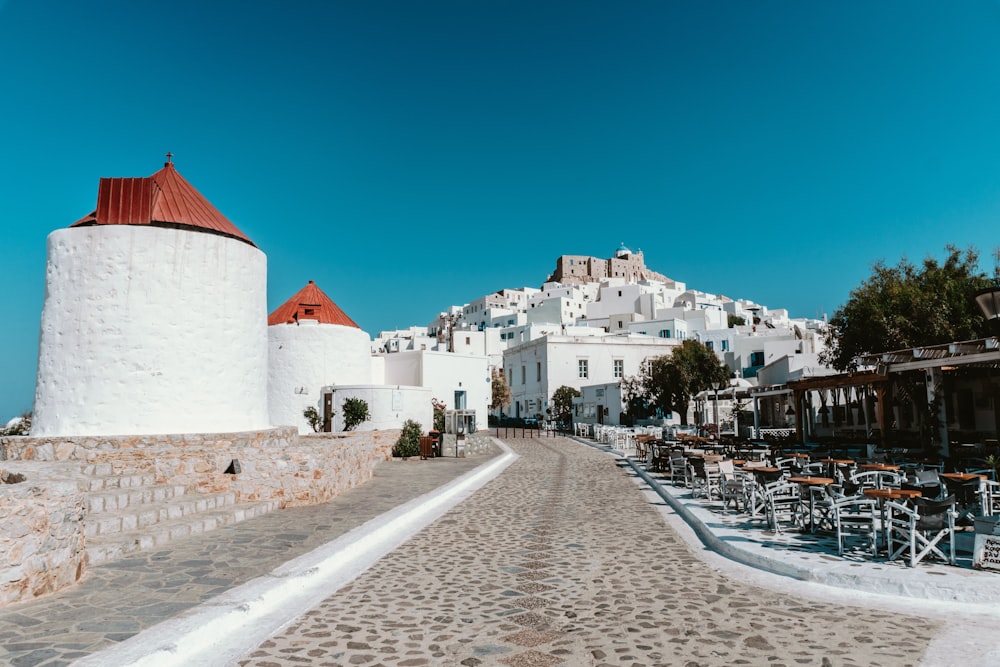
[521,365,526,384]
[659,329,671,338]
[613,359,623,378]
[509,369,513,385]
[706,341,714,351]
[465,336,470,345]
[750,351,765,366]
[721,340,729,352]
[578,359,589,379]
[536,362,541,381]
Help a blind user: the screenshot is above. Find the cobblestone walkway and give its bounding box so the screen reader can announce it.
[0,453,487,667]
[240,438,939,667]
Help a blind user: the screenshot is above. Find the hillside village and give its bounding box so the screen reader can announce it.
[372,242,831,434]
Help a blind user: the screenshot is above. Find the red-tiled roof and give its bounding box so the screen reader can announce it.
[268,281,360,329]
[71,161,255,247]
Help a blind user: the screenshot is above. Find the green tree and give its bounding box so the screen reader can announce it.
[727,314,746,328]
[551,385,581,423]
[636,340,729,425]
[490,368,511,418]
[342,397,370,431]
[303,406,324,433]
[822,245,992,371]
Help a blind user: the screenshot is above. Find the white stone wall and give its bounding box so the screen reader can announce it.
[327,385,433,433]
[33,226,269,436]
[268,321,373,434]
[381,350,489,431]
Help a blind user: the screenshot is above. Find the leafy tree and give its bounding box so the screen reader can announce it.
[303,406,324,433]
[621,374,653,422]
[822,246,992,371]
[342,397,370,431]
[393,419,422,458]
[490,368,511,417]
[551,385,581,423]
[634,340,729,425]
[727,314,746,328]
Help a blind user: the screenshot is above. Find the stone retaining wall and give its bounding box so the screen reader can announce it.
[1,428,398,508]
[0,461,87,606]
[0,427,398,605]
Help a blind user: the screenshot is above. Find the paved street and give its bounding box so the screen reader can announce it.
[239,438,940,667]
[7,435,999,666]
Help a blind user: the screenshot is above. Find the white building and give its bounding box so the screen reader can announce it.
[503,333,679,420]
[380,349,489,431]
[33,160,270,437]
[267,281,374,434]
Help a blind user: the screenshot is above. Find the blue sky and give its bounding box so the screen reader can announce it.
[3,1,1000,420]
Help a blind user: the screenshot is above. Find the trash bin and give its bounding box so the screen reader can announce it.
[419,436,435,460]
[428,430,442,457]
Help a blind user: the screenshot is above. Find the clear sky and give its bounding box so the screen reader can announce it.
[3,1,1000,420]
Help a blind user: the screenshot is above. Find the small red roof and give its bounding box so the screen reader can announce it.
[268,281,360,329]
[71,160,255,247]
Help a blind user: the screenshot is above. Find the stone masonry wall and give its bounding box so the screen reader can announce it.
[0,427,397,605]
[1,427,399,508]
[0,462,87,606]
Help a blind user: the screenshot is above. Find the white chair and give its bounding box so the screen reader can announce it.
[718,460,747,512]
[764,481,802,533]
[829,496,879,557]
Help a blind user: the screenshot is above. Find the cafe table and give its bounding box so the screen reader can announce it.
[941,473,987,522]
[859,463,901,472]
[818,458,855,480]
[863,487,922,549]
[787,476,836,532]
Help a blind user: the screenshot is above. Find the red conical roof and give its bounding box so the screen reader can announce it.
[268,281,360,328]
[71,159,255,247]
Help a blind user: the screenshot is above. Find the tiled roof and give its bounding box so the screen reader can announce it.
[71,160,255,247]
[268,281,360,329]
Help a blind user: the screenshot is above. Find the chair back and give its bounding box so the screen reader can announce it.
[912,494,956,531]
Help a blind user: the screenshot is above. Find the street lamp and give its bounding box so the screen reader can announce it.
[975,286,1000,336]
[712,379,726,442]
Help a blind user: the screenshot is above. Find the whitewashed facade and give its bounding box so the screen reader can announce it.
[503,334,679,420]
[33,225,269,436]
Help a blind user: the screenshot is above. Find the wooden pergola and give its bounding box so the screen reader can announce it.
[786,371,889,445]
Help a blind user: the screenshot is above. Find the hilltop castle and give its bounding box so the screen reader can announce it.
[546,242,675,286]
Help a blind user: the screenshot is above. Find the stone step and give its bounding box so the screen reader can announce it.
[83,490,239,538]
[79,471,158,492]
[85,498,282,565]
[85,484,188,513]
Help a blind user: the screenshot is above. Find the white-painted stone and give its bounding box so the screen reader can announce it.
[267,321,373,434]
[33,225,269,436]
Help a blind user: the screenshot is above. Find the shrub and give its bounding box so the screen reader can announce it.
[393,419,422,458]
[1,412,32,436]
[303,406,323,433]
[342,397,370,431]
